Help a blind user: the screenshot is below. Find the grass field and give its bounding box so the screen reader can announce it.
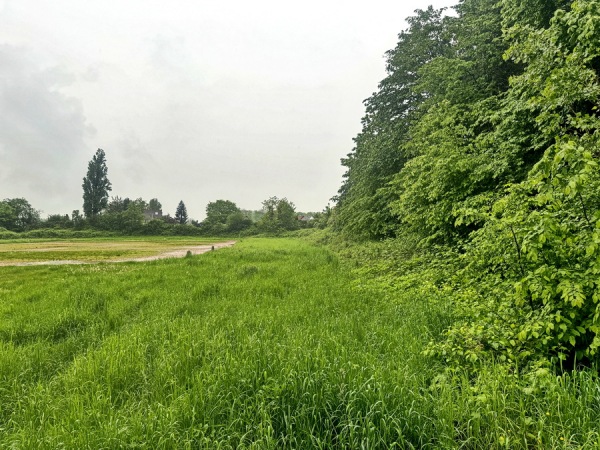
[0,238,599,448]
[0,236,229,263]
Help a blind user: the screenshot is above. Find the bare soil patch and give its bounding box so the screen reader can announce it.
[0,241,236,267]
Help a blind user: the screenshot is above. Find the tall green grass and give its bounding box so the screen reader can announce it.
[0,238,598,448]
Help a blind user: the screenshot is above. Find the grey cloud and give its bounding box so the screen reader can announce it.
[0,44,93,213]
[113,130,156,185]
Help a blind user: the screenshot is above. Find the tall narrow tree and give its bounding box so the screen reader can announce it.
[175,200,188,224]
[82,148,112,218]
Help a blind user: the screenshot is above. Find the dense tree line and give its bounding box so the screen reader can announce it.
[2,148,322,236]
[0,194,325,238]
[335,0,600,369]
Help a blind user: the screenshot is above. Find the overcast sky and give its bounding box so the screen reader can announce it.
[1,0,454,220]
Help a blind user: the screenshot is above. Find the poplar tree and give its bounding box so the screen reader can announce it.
[82,148,112,218]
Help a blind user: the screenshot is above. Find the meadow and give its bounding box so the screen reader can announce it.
[0,238,599,448]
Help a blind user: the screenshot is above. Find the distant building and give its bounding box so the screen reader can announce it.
[143,209,163,223]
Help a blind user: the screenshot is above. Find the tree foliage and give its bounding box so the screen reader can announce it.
[335,7,452,239]
[0,198,40,232]
[175,201,188,225]
[435,0,600,368]
[205,200,240,225]
[259,197,298,233]
[335,0,600,369]
[82,148,112,218]
[148,198,162,213]
[201,200,252,234]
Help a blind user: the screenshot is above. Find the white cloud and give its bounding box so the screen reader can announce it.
[0,44,93,214]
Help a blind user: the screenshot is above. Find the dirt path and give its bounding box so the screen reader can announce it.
[0,241,236,267]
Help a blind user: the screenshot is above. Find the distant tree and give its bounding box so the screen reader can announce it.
[102,207,144,233]
[106,196,126,214]
[82,148,112,218]
[128,198,147,212]
[312,204,333,229]
[161,214,178,225]
[276,198,298,230]
[148,198,162,213]
[204,200,244,234]
[0,201,14,230]
[261,197,278,231]
[240,209,264,223]
[206,200,239,223]
[96,195,145,233]
[91,196,150,234]
[143,219,167,235]
[0,198,40,231]
[226,211,253,233]
[71,210,84,228]
[175,201,188,224]
[45,214,72,228]
[259,196,298,232]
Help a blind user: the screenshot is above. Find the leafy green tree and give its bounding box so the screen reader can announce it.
[106,196,126,214]
[336,0,525,243]
[276,198,298,230]
[0,201,15,230]
[203,200,252,234]
[424,0,600,368]
[226,211,252,233]
[384,0,523,245]
[100,196,147,233]
[203,200,253,234]
[44,214,72,228]
[148,198,162,213]
[501,0,571,34]
[205,200,240,226]
[82,148,112,218]
[331,0,600,370]
[0,198,40,231]
[175,201,188,224]
[129,198,147,212]
[71,210,84,228]
[259,197,298,232]
[143,219,167,235]
[119,207,144,233]
[260,197,277,230]
[335,7,452,239]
